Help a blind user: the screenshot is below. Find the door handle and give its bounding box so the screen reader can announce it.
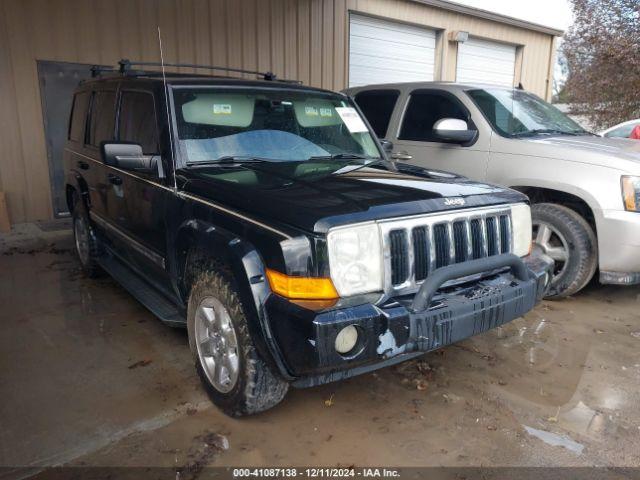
[77,160,89,170]
[108,173,123,186]
[391,151,413,161]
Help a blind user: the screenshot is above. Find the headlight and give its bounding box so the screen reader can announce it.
[622,176,640,212]
[510,203,532,257]
[327,223,383,296]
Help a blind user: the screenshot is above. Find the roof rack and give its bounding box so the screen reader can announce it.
[108,59,280,81]
[90,65,116,77]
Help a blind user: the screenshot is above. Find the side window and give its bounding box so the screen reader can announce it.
[354,90,399,138]
[399,92,468,142]
[88,91,116,147]
[68,92,90,142]
[118,91,159,154]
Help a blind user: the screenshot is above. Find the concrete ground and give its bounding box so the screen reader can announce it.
[1,223,640,477]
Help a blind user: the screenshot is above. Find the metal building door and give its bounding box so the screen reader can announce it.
[37,60,95,217]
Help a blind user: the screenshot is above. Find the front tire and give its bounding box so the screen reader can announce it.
[531,203,597,299]
[187,268,289,416]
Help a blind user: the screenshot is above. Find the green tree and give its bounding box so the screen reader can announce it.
[562,0,640,130]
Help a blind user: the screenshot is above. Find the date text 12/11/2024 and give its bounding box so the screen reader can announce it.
[232,468,401,478]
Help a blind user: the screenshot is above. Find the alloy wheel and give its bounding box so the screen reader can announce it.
[532,220,570,279]
[74,215,91,266]
[194,296,240,393]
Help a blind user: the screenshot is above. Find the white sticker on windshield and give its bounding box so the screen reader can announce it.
[213,104,232,115]
[305,106,319,116]
[335,107,368,133]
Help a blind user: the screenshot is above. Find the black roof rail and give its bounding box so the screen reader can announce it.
[117,59,280,81]
[90,65,116,77]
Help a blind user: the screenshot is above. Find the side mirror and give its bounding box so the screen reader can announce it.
[379,139,394,155]
[101,142,159,174]
[432,118,478,144]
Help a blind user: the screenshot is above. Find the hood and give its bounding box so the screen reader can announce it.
[178,161,525,233]
[508,135,640,171]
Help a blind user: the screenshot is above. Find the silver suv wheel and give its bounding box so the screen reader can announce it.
[532,220,569,279]
[531,203,597,298]
[194,296,240,393]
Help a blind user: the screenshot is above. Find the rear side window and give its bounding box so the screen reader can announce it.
[88,91,116,147]
[399,91,468,142]
[68,92,90,142]
[118,91,159,154]
[354,90,399,138]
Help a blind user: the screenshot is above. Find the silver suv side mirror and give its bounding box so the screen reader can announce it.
[433,118,478,144]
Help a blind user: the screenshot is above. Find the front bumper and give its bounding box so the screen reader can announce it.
[597,209,640,284]
[265,254,552,388]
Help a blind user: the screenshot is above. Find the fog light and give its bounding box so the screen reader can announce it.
[335,325,358,354]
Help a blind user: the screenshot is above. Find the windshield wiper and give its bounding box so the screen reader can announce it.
[186,156,269,166]
[307,153,376,161]
[341,158,389,171]
[512,129,580,138]
[307,153,396,174]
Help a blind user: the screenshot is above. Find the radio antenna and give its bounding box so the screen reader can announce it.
[158,26,178,192]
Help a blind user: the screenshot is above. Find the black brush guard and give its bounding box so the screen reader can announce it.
[411,253,531,312]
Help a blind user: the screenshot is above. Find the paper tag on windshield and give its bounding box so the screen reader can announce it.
[335,107,368,133]
[304,106,319,116]
[213,104,232,115]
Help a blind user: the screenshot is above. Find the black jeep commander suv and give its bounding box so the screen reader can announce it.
[64,60,552,416]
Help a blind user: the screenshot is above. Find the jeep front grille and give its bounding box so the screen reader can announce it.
[379,206,513,295]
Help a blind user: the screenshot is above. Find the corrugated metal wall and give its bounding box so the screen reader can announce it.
[0,0,557,224]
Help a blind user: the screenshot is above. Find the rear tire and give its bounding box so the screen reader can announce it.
[72,195,103,278]
[187,268,289,416]
[531,203,597,299]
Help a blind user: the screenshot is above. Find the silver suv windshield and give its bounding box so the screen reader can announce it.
[171,87,381,164]
[466,88,588,138]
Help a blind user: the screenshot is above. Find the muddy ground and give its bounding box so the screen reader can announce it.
[1,229,639,476]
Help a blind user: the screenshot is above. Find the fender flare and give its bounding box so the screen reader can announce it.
[171,219,295,381]
[65,170,91,211]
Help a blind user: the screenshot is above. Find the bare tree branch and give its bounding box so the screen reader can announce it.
[562,0,640,129]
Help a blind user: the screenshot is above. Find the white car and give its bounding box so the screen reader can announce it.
[345,82,640,298]
[600,119,640,139]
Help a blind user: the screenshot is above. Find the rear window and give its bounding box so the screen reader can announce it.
[354,90,399,138]
[68,92,90,142]
[88,91,116,147]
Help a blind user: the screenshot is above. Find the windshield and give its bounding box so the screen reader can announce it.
[466,88,587,138]
[171,87,381,164]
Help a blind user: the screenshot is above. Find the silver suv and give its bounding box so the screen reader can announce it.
[345,82,640,298]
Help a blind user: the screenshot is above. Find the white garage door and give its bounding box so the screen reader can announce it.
[348,14,436,87]
[456,37,516,87]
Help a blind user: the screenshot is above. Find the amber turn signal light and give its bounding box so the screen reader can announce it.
[265,269,339,300]
[621,176,638,211]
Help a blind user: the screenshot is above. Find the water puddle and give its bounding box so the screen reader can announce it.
[523,425,584,455]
